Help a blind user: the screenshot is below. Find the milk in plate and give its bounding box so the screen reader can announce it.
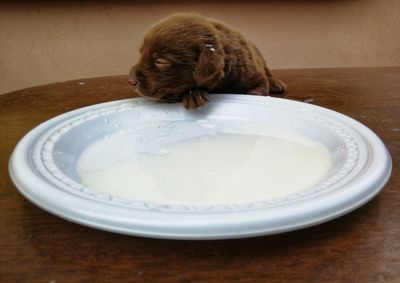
[77,129,331,205]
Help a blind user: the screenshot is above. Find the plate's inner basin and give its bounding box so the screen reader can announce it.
[72,117,336,206]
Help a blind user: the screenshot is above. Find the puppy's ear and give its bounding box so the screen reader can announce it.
[194,41,225,90]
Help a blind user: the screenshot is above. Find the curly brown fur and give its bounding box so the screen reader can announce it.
[129,13,286,109]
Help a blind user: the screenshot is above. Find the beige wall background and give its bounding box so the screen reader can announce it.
[0,0,399,94]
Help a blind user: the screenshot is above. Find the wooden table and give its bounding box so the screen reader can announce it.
[1,68,399,283]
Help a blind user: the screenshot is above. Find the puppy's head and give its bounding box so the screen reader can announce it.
[129,14,225,103]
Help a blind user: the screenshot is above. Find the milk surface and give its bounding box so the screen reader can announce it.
[77,125,331,205]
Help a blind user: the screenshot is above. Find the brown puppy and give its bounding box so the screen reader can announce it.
[129,13,286,109]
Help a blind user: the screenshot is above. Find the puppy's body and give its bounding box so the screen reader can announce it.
[129,13,286,109]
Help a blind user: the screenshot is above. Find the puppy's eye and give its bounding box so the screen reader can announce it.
[155,58,171,71]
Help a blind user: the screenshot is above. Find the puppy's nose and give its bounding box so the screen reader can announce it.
[128,76,138,87]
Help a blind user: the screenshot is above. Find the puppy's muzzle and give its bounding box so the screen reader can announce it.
[128,66,140,90]
[128,77,138,88]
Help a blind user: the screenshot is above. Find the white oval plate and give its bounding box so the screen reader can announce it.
[9,95,391,240]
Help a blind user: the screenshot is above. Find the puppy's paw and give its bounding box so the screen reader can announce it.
[182,89,210,109]
[247,86,269,96]
[269,77,287,94]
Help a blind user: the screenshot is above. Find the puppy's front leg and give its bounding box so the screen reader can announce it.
[182,89,210,109]
[247,77,271,96]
